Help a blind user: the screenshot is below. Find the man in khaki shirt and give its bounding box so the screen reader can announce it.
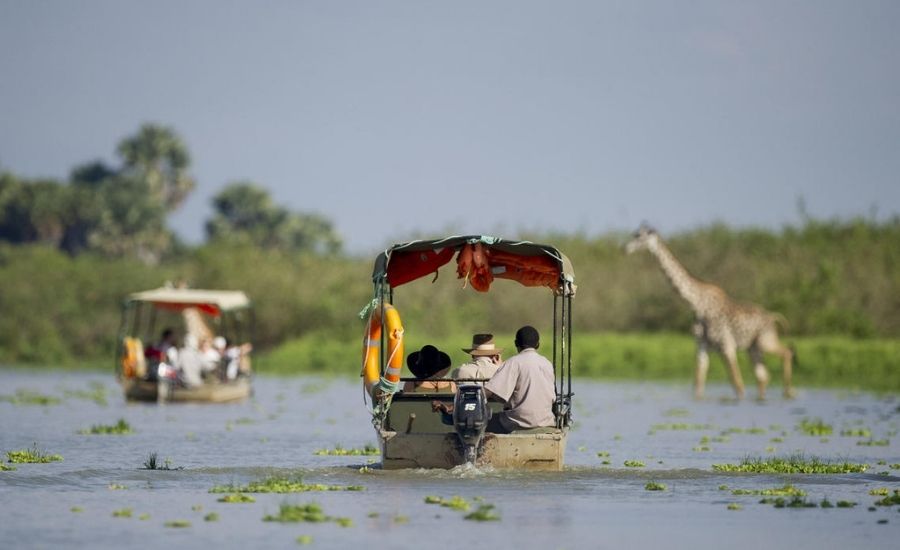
[483,326,556,433]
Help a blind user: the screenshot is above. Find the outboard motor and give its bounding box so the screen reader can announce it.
[452,385,491,464]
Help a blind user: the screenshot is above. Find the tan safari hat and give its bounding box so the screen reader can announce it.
[462,333,503,356]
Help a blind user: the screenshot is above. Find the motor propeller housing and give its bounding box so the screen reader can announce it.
[452,384,491,463]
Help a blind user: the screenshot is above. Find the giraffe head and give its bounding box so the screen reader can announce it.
[624,223,660,254]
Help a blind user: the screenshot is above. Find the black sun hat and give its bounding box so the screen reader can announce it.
[406,345,451,379]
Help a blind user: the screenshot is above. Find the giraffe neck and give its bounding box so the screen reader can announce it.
[648,239,704,311]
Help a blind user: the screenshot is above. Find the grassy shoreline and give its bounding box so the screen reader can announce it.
[3,332,898,393]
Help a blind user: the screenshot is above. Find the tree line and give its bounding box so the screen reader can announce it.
[0,124,340,263]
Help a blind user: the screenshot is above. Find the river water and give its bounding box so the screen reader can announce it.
[1,368,898,549]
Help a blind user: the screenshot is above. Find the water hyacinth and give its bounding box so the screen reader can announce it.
[712,455,867,474]
[313,444,380,456]
[218,493,256,503]
[7,444,63,463]
[79,419,132,435]
[210,476,363,494]
[645,481,667,491]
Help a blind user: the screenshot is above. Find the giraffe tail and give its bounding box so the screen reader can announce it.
[771,312,790,331]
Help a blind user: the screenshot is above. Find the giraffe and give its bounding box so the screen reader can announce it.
[625,225,795,399]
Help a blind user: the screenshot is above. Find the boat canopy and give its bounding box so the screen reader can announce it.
[126,288,251,316]
[372,235,575,294]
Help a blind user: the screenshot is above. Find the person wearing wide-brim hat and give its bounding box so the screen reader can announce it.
[402,344,456,393]
[451,333,503,382]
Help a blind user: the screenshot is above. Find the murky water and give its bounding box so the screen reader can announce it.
[1,368,898,549]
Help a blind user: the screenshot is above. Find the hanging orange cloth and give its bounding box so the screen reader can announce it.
[456,243,493,292]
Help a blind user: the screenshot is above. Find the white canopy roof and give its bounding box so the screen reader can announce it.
[127,288,251,312]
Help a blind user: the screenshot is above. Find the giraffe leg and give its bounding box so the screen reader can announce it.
[759,329,795,399]
[694,340,710,399]
[722,343,745,399]
[749,344,770,401]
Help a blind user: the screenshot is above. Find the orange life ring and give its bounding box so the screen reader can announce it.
[362,303,404,394]
[121,337,146,379]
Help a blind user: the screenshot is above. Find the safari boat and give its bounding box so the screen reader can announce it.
[362,236,575,470]
[116,287,254,403]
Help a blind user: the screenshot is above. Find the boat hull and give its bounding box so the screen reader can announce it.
[122,377,251,403]
[378,428,567,470]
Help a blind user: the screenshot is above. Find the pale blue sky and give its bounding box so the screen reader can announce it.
[2,1,898,253]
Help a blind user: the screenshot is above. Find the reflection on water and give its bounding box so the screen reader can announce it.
[1,368,898,549]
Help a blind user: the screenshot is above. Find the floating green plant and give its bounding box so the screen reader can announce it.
[840,428,872,438]
[770,437,784,443]
[204,512,219,522]
[7,444,63,463]
[70,507,83,513]
[770,496,817,508]
[141,452,181,470]
[0,389,61,406]
[210,476,363,494]
[722,426,767,435]
[393,515,409,524]
[712,455,867,474]
[263,503,333,523]
[139,513,150,520]
[651,423,713,431]
[624,460,645,468]
[79,419,132,435]
[424,495,443,504]
[727,503,742,510]
[796,418,833,436]
[857,439,890,447]
[191,504,202,511]
[874,490,900,506]
[891,464,900,470]
[296,535,313,545]
[731,484,806,497]
[597,451,610,457]
[870,488,890,496]
[663,407,689,417]
[165,520,191,528]
[693,446,710,452]
[0,464,16,471]
[108,483,127,490]
[314,444,380,456]
[836,500,857,508]
[464,504,500,521]
[644,481,667,491]
[112,508,133,518]
[218,493,256,503]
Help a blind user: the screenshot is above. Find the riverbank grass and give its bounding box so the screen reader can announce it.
[7,444,62,463]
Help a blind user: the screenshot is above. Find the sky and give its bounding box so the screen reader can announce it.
[1,1,898,254]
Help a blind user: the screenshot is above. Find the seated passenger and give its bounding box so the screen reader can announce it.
[402,345,456,393]
[433,326,555,433]
[178,334,204,388]
[144,328,178,381]
[451,333,503,382]
[199,337,221,378]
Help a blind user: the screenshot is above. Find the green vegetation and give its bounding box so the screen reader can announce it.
[296,535,313,545]
[79,419,132,435]
[7,444,62,463]
[108,483,127,490]
[164,520,191,528]
[209,476,363,494]
[313,444,380,456]
[141,452,180,470]
[424,495,471,511]
[0,464,15,471]
[70,507,83,513]
[624,460,645,468]
[726,503,742,510]
[0,390,61,406]
[840,428,871,437]
[217,493,256,503]
[263,503,350,526]
[730,484,806,497]
[712,455,868,474]
[645,481,667,491]
[138,513,150,520]
[112,508,133,518]
[465,504,501,521]
[874,490,900,506]
[650,423,713,431]
[204,512,219,522]
[856,439,890,446]
[797,418,833,436]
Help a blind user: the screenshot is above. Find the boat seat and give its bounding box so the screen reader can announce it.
[385,393,504,434]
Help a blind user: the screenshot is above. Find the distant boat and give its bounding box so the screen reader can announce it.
[116,286,254,403]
